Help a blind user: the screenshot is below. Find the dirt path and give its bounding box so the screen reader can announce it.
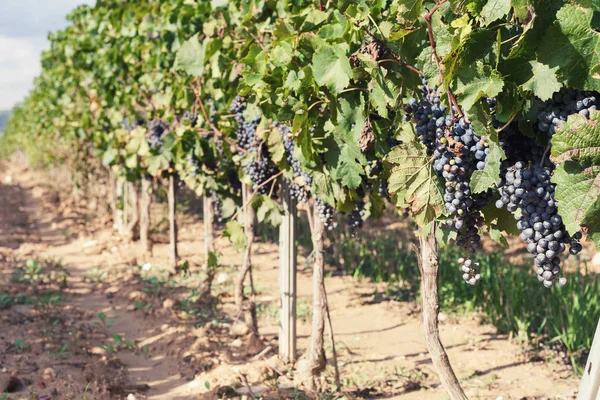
[0,163,581,399]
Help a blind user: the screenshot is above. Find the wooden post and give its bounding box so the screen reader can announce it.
[115,179,125,234]
[578,318,600,400]
[140,178,152,253]
[279,180,297,362]
[168,175,179,268]
[125,182,139,239]
[204,194,215,265]
[123,181,129,234]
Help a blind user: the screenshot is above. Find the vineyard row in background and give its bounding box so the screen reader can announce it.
[3,0,600,398]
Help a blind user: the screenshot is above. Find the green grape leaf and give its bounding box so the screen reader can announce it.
[470,141,504,193]
[481,201,520,235]
[392,0,423,23]
[368,68,402,119]
[481,0,512,26]
[488,225,509,248]
[145,153,171,175]
[537,4,600,90]
[101,148,118,166]
[224,220,247,251]
[454,62,504,112]
[520,61,562,101]
[438,227,458,248]
[221,198,237,220]
[551,110,600,166]
[326,144,364,189]
[311,43,352,95]
[387,144,445,226]
[266,126,285,164]
[552,161,600,240]
[253,196,283,226]
[511,0,531,20]
[311,171,335,205]
[174,34,206,77]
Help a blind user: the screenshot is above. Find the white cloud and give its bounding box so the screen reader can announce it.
[0,0,95,110]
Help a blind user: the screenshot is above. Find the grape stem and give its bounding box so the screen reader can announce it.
[496,113,517,133]
[228,171,284,222]
[424,0,463,119]
[242,25,267,51]
[540,143,551,165]
[344,12,422,76]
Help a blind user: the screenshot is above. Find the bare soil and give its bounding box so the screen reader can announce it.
[0,162,579,399]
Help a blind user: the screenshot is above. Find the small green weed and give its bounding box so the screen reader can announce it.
[94,312,115,328]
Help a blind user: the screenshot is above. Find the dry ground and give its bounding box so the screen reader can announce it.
[0,161,580,399]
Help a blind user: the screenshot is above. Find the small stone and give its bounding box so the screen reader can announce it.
[127,394,137,400]
[230,322,250,337]
[83,240,99,248]
[126,304,136,311]
[162,298,175,310]
[231,339,243,348]
[90,346,107,356]
[216,272,230,284]
[128,291,143,300]
[43,367,56,381]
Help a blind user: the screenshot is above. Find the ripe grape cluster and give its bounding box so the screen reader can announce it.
[182,111,198,127]
[147,119,168,149]
[188,154,201,176]
[537,89,598,135]
[458,257,481,285]
[243,158,279,195]
[405,78,490,254]
[277,124,312,203]
[315,197,337,232]
[492,90,592,287]
[121,117,144,132]
[231,97,279,195]
[404,82,448,153]
[230,97,261,151]
[495,161,578,287]
[348,202,365,237]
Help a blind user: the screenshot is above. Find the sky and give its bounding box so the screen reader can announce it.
[0,0,95,110]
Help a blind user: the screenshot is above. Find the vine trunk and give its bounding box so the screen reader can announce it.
[234,184,260,342]
[168,175,179,269]
[419,229,468,400]
[297,202,327,390]
[202,194,216,296]
[140,179,152,253]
